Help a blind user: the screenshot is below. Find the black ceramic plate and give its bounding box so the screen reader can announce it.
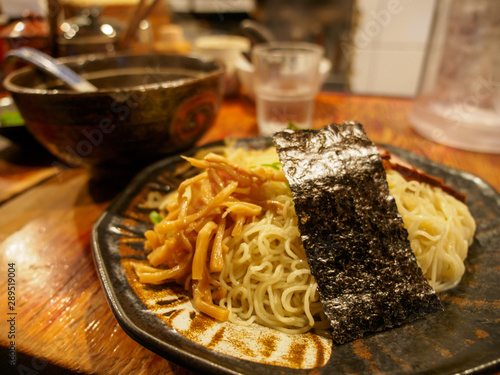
[91,138,500,375]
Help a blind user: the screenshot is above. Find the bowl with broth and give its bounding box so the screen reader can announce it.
[3,52,225,176]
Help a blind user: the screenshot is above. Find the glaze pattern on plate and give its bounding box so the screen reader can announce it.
[92,138,500,375]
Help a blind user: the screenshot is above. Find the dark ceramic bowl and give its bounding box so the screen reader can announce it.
[3,52,225,175]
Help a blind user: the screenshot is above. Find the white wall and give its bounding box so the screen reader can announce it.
[349,0,436,97]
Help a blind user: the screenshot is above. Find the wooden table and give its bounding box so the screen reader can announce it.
[0,92,499,375]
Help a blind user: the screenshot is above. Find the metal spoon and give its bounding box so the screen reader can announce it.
[239,19,277,62]
[240,19,276,46]
[5,47,98,92]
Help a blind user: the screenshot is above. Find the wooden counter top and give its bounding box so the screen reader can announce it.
[0,92,499,375]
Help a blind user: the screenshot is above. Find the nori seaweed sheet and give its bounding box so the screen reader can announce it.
[273,122,443,344]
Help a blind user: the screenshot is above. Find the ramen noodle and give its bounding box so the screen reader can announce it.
[135,146,475,333]
[386,169,475,291]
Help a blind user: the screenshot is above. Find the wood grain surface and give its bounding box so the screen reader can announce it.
[0,92,499,375]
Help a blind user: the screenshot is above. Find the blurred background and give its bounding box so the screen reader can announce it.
[0,0,437,97]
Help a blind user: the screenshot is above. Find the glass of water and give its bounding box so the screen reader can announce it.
[252,42,324,136]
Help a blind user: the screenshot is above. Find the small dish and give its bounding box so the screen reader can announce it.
[194,35,251,96]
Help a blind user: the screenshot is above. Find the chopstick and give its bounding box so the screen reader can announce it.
[47,0,61,56]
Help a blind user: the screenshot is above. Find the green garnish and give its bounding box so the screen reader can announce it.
[287,121,300,131]
[249,162,282,170]
[261,162,282,171]
[149,211,163,224]
[0,111,24,126]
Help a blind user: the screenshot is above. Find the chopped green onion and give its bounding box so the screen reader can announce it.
[149,211,162,224]
[249,162,282,170]
[287,121,300,131]
[261,162,282,170]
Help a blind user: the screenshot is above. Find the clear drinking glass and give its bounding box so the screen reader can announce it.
[409,0,500,153]
[252,42,324,136]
